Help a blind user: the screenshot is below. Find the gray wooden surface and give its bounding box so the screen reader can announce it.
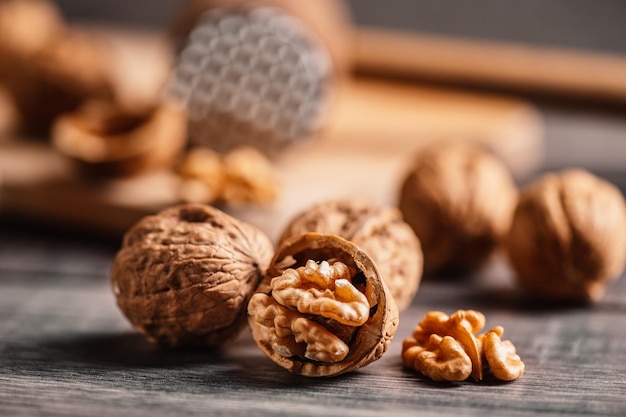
[1,190,626,416]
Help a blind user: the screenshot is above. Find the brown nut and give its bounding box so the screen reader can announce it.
[248,232,399,377]
[402,334,472,382]
[402,310,524,382]
[52,99,187,178]
[0,0,63,67]
[505,169,626,303]
[3,27,113,133]
[278,199,423,311]
[479,326,525,381]
[179,146,281,206]
[398,141,518,275]
[111,203,274,347]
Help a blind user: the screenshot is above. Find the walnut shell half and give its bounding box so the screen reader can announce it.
[52,99,187,178]
[111,203,274,347]
[248,232,399,377]
[278,199,423,310]
[505,169,626,302]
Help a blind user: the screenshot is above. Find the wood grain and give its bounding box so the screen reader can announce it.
[1,231,625,417]
[354,27,626,104]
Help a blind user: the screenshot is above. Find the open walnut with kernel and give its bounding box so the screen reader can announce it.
[248,232,399,377]
[278,199,423,311]
[402,310,524,382]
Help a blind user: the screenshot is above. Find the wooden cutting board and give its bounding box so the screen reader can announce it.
[0,28,544,242]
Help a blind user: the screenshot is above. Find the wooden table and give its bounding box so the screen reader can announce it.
[1,166,625,416]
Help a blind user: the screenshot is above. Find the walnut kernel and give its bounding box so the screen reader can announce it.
[505,169,626,302]
[111,203,274,347]
[278,199,423,311]
[398,141,518,275]
[402,310,524,382]
[179,146,280,206]
[248,233,399,377]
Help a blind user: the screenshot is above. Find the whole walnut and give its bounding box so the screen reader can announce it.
[398,141,518,275]
[505,169,626,303]
[111,203,274,347]
[14,29,114,133]
[278,199,423,310]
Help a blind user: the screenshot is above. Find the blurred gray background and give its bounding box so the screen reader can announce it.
[50,0,626,174]
[52,0,626,54]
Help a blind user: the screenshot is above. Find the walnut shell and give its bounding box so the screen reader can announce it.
[0,0,63,68]
[505,169,626,302]
[3,27,113,133]
[52,99,187,178]
[111,203,274,347]
[398,141,518,275]
[278,199,423,310]
[248,232,399,377]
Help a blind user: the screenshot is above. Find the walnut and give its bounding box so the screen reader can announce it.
[398,141,518,275]
[505,169,626,302]
[111,203,274,347]
[478,326,525,381]
[402,310,524,382]
[179,146,280,206]
[52,99,187,177]
[0,0,63,65]
[248,232,399,377]
[2,26,113,133]
[278,199,423,311]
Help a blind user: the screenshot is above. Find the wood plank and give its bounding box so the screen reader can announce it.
[1,236,625,416]
[354,27,626,104]
[0,76,543,240]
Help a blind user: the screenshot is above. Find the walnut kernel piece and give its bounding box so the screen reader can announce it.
[248,233,399,377]
[278,199,423,311]
[402,334,472,382]
[479,326,525,381]
[402,310,525,382]
[52,99,187,177]
[178,146,280,206]
[505,169,626,302]
[111,203,274,347]
[398,141,518,275]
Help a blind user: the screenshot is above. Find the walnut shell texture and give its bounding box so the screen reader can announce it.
[398,141,518,275]
[248,232,399,377]
[111,203,274,347]
[278,199,423,310]
[505,169,626,302]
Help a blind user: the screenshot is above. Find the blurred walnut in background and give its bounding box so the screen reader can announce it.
[0,0,113,133]
[398,141,518,276]
[505,169,626,303]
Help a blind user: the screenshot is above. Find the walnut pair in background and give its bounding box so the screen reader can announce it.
[398,140,626,304]
[111,199,422,377]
